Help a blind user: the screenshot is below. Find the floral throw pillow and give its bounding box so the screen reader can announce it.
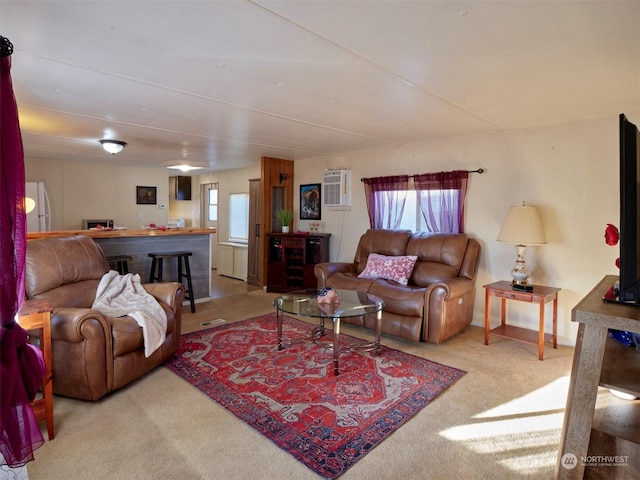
[357,253,418,286]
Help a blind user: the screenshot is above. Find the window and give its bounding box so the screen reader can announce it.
[396,189,420,231]
[202,183,218,230]
[208,187,218,222]
[393,188,462,232]
[363,170,468,233]
[229,193,249,242]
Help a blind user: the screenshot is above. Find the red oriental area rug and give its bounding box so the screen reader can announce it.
[165,313,465,479]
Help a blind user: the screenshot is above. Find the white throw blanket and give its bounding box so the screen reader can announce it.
[92,270,167,358]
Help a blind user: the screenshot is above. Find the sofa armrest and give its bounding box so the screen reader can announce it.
[423,277,476,344]
[48,307,114,400]
[143,282,185,313]
[314,262,357,288]
[424,277,474,300]
[50,307,111,344]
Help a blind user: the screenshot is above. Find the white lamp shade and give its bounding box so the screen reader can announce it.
[25,197,36,213]
[497,205,546,245]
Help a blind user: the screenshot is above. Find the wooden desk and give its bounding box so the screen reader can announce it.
[484,280,560,360]
[557,275,640,479]
[18,298,54,440]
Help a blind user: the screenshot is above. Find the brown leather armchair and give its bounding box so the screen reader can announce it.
[315,229,480,344]
[24,235,184,401]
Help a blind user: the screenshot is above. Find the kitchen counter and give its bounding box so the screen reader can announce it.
[27,228,215,240]
[27,228,216,303]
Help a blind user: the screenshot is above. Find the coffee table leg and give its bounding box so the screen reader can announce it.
[374,309,382,355]
[333,316,340,375]
[276,309,283,351]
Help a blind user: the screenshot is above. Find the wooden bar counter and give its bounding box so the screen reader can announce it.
[27,227,214,240]
[28,228,216,302]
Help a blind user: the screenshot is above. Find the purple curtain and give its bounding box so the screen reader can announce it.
[414,170,469,233]
[0,36,45,467]
[363,175,409,229]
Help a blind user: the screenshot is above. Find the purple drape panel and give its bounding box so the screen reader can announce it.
[0,55,26,323]
[413,170,469,233]
[0,50,45,466]
[363,175,409,229]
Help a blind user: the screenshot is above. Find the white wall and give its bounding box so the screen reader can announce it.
[293,112,640,347]
[25,111,640,347]
[25,159,171,230]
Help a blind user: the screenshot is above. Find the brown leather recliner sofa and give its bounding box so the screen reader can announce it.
[314,229,481,344]
[25,235,185,401]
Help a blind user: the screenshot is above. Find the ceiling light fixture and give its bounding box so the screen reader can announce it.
[99,139,127,155]
[166,165,204,172]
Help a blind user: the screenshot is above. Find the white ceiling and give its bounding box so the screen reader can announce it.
[2,1,639,173]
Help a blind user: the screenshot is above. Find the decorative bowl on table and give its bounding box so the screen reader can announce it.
[317,287,339,304]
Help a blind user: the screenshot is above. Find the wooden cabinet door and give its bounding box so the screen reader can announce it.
[247,178,261,286]
[169,176,192,201]
[266,235,285,291]
[217,244,234,277]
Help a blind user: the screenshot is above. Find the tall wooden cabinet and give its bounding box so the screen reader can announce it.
[259,157,294,287]
[247,178,261,286]
[266,233,330,293]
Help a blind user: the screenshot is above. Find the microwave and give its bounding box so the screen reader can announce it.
[82,219,113,229]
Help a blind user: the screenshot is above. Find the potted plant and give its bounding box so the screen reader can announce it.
[275,208,293,233]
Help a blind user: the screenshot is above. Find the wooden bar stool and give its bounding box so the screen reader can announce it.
[148,251,195,313]
[106,255,133,275]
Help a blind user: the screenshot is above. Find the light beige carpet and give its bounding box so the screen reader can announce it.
[27,290,575,480]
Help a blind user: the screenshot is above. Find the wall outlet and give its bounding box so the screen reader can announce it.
[158,204,166,210]
[137,212,143,220]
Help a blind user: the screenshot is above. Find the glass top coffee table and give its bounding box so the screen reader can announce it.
[273,289,385,375]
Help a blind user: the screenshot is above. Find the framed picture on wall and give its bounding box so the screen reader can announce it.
[136,186,157,205]
[300,183,321,220]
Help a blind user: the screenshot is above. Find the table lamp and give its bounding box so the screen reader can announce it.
[25,197,36,213]
[497,202,546,290]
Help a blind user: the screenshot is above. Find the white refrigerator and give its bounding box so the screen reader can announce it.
[26,182,51,232]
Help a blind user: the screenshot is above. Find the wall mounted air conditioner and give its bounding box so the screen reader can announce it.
[322,169,352,207]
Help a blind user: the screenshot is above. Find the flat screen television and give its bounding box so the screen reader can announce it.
[605,113,640,304]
